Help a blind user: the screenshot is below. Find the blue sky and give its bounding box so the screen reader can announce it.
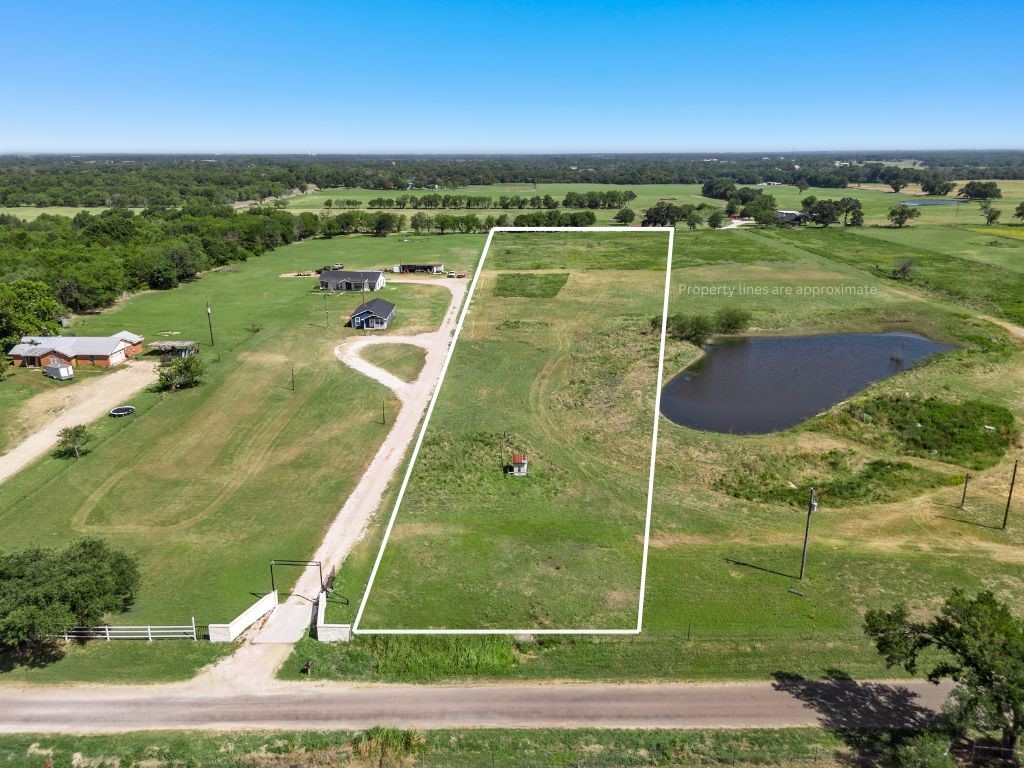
[5,0,1022,153]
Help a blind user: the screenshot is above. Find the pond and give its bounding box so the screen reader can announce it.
[659,332,954,435]
[900,199,967,206]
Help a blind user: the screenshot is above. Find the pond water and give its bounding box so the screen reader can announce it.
[659,332,954,435]
[900,199,967,206]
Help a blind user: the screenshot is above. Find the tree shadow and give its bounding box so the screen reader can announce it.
[724,557,799,581]
[772,669,943,766]
[0,640,66,672]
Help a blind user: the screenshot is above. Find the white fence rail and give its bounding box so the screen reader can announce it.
[61,618,197,641]
[209,591,278,642]
[315,591,352,643]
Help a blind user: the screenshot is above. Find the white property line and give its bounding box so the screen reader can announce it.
[352,226,675,636]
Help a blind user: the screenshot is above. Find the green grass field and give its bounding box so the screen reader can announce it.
[0,234,483,682]
[360,344,427,382]
[358,232,671,629]
[296,223,1024,682]
[0,206,141,220]
[284,181,1024,228]
[0,726,864,767]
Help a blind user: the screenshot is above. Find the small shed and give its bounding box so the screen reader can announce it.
[44,362,74,381]
[147,340,199,359]
[510,453,529,477]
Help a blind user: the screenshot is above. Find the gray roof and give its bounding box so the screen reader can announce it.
[350,298,396,319]
[9,333,140,358]
[319,270,384,283]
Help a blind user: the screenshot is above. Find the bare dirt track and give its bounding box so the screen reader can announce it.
[204,276,467,672]
[0,361,158,485]
[0,679,950,733]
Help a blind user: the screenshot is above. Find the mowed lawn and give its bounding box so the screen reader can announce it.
[0,233,482,682]
[360,344,427,382]
[293,224,1024,682]
[357,231,672,630]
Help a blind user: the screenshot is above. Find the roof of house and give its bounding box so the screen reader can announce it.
[8,333,140,358]
[319,269,384,283]
[350,298,396,319]
[116,330,144,344]
[512,453,528,464]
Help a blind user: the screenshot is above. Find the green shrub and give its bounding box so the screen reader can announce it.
[353,727,425,767]
[662,308,752,346]
[720,450,957,507]
[847,396,1016,469]
[713,307,752,334]
[155,355,206,392]
[665,313,714,345]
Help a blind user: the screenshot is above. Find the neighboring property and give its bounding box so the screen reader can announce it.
[319,270,387,292]
[393,263,444,274]
[349,298,396,330]
[147,340,199,359]
[8,331,144,368]
[775,210,809,226]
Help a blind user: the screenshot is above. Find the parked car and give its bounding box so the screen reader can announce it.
[447,271,456,278]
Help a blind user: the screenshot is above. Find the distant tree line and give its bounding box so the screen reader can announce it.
[800,196,864,226]
[641,201,726,228]
[367,194,499,209]
[3,153,1021,208]
[561,190,637,208]
[0,203,317,317]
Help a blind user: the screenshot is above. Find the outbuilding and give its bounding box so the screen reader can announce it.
[147,340,199,359]
[349,298,396,330]
[319,270,386,292]
[510,453,529,477]
[775,210,808,226]
[393,263,444,274]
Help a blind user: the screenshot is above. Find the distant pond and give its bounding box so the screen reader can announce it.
[659,332,955,435]
[900,199,967,207]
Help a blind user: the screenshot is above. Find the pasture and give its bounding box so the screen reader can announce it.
[284,182,1024,227]
[0,234,482,682]
[297,223,1024,681]
[356,231,672,630]
[0,206,138,221]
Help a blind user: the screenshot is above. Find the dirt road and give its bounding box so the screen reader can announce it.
[203,276,468,676]
[0,678,949,733]
[0,361,159,485]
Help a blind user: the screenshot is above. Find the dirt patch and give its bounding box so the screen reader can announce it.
[642,532,712,548]
[238,351,290,365]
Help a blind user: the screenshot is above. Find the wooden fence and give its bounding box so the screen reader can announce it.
[60,618,197,641]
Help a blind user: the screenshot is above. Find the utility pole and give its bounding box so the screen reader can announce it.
[799,487,817,581]
[323,291,329,327]
[959,474,970,509]
[206,301,215,346]
[1004,459,1018,530]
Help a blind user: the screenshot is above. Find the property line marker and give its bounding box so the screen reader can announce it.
[352,226,674,636]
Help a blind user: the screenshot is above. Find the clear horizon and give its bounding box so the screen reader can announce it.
[6,0,1023,154]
